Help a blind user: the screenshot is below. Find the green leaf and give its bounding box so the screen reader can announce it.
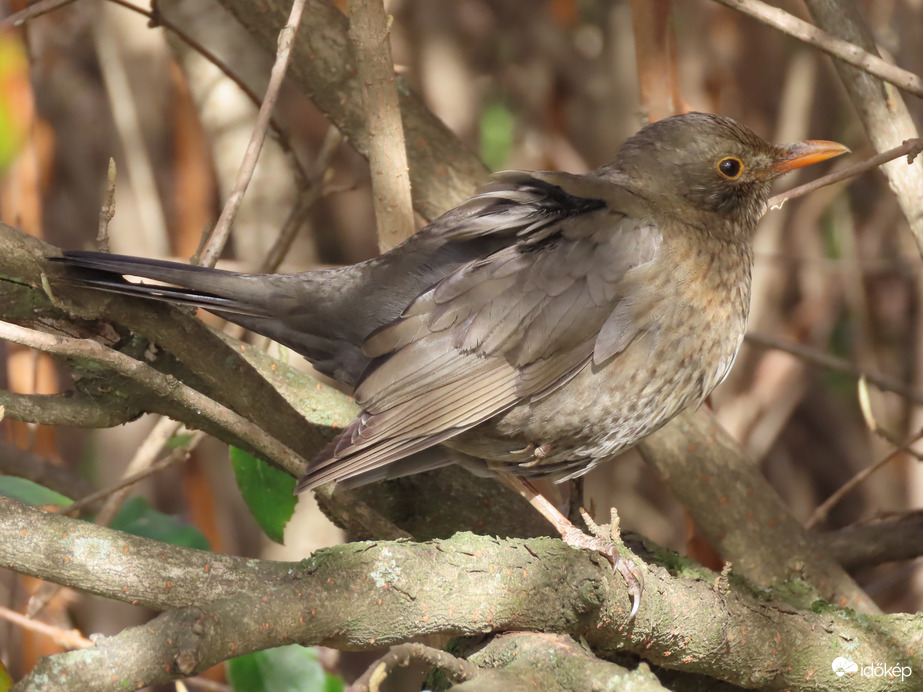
[0,477,72,507]
[229,447,296,544]
[479,101,515,172]
[110,496,210,551]
[228,645,344,692]
[165,433,194,449]
[0,657,13,692]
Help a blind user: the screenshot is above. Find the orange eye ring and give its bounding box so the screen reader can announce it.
[717,156,743,179]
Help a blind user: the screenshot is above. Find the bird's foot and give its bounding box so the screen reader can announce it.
[497,473,643,618]
[561,507,643,620]
[509,442,552,467]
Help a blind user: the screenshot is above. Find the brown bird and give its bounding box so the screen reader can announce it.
[53,113,847,614]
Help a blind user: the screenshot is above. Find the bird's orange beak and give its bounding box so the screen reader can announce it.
[772,140,851,174]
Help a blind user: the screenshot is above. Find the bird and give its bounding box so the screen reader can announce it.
[51,113,847,614]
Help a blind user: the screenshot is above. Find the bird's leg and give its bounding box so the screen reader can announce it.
[498,472,643,619]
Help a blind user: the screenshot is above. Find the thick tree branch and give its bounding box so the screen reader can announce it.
[458,633,672,692]
[0,389,139,428]
[638,408,879,614]
[824,512,923,570]
[351,642,481,690]
[2,497,919,692]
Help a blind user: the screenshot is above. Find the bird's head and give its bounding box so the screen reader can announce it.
[607,112,849,238]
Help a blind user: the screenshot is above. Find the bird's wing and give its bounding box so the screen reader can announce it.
[298,170,664,490]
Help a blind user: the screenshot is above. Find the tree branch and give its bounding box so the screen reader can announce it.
[824,512,923,569]
[0,389,139,428]
[638,408,879,614]
[710,0,923,99]
[766,138,922,210]
[2,496,919,692]
[0,222,342,464]
[746,331,923,406]
[0,438,98,501]
[0,320,308,478]
[215,0,489,221]
[351,642,480,690]
[801,0,923,256]
[200,0,308,265]
[347,0,416,250]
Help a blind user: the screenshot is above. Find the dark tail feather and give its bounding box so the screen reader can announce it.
[50,250,376,384]
[50,250,270,317]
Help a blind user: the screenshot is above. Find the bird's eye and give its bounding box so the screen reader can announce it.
[717,156,743,179]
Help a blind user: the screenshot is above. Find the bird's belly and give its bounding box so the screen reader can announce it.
[446,320,743,478]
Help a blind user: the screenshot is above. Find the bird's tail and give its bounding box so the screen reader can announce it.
[49,250,380,384]
[49,250,272,317]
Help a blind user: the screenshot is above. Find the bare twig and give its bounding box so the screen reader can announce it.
[806,426,923,529]
[199,0,309,267]
[347,0,415,250]
[96,158,116,252]
[105,0,310,187]
[0,320,307,478]
[92,417,184,527]
[767,138,923,209]
[803,0,923,255]
[0,604,91,650]
[93,15,169,256]
[213,0,488,221]
[259,127,343,273]
[3,0,77,25]
[755,252,917,275]
[856,377,921,459]
[65,431,205,517]
[745,332,923,406]
[351,642,481,691]
[709,0,923,99]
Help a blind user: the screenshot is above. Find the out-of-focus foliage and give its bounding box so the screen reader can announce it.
[228,645,345,692]
[0,32,31,172]
[0,476,72,508]
[0,658,12,692]
[110,496,210,551]
[479,100,515,171]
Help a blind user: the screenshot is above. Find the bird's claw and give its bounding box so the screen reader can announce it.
[616,558,644,620]
[561,508,644,620]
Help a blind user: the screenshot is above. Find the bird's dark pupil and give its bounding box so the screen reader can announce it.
[719,158,741,177]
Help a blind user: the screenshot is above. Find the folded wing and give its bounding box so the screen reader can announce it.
[299,170,665,489]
